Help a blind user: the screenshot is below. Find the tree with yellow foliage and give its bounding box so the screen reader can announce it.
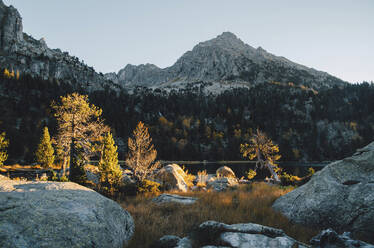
[126,121,160,183]
[240,129,281,182]
[51,93,109,183]
[3,69,11,78]
[0,132,9,166]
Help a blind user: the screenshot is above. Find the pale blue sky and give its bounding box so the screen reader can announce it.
[4,0,374,83]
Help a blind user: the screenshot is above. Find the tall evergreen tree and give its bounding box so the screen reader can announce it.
[98,132,122,189]
[35,127,55,168]
[51,93,109,183]
[0,132,9,166]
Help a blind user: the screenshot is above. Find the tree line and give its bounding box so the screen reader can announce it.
[0,69,373,165]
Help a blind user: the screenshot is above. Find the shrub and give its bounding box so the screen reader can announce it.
[247,169,257,180]
[137,179,160,194]
[308,167,315,176]
[182,165,195,188]
[280,172,301,186]
[197,170,208,187]
[0,132,9,166]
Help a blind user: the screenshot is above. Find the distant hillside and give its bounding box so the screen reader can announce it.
[107,32,346,91]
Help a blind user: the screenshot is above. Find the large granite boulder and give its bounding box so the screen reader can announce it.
[156,221,308,248]
[0,180,134,248]
[154,164,189,192]
[273,142,374,240]
[216,166,236,178]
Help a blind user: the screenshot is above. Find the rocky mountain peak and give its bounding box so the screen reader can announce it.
[108,31,346,90]
[196,31,250,53]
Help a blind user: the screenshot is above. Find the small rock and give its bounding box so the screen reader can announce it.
[206,177,238,192]
[152,194,197,205]
[216,166,236,178]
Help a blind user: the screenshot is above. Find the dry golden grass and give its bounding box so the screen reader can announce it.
[121,183,320,248]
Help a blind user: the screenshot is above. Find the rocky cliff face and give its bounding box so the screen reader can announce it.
[0,0,115,91]
[108,32,346,90]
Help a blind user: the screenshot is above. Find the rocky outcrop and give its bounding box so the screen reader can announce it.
[0,179,134,248]
[310,229,374,248]
[206,177,238,192]
[0,1,115,91]
[273,141,374,240]
[216,166,236,178]
[155,221,308,248]
[154,164,189,192]
[108,32,346,91]
[152,194,197,205]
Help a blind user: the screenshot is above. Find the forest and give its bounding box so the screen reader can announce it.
[0,70,373,164]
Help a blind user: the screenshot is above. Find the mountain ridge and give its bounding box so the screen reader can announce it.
[0,0,117,91]
[107,31,346,91]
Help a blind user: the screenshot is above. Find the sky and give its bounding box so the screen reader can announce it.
[4,0,374,83]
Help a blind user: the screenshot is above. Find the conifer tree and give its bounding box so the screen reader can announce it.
[0,132,9,166]
[98,132,122,189]
[36,127,55,168]
[126,121,160,182]
[51,93,109,183]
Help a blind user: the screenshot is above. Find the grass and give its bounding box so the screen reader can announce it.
[120,182,320,247]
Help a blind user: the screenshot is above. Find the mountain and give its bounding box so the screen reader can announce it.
[0,0,116,91]
[107,32,346,90]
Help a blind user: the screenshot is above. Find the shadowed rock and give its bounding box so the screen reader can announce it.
[273,142,374,240]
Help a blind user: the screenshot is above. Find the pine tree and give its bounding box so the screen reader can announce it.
[35,127,55,168]
[51,93,109,183]
[98,132,122,189]
[0,132,9,166]
[126,121,160,182]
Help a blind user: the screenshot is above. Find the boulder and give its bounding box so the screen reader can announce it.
[206,177,238,192]
[310,229,374,248]
[0,179,134,248]
[273,142,374,240]
[152,235,192,248]
[154,164,189,192]
[151,235,181,248]
[152,194,197,205]
[160,221,309,248]
[216,166,236,178]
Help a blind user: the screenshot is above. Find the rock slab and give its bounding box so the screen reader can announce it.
[152,194,197,205]
[0,180,134,248]
[273,142,374,240]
